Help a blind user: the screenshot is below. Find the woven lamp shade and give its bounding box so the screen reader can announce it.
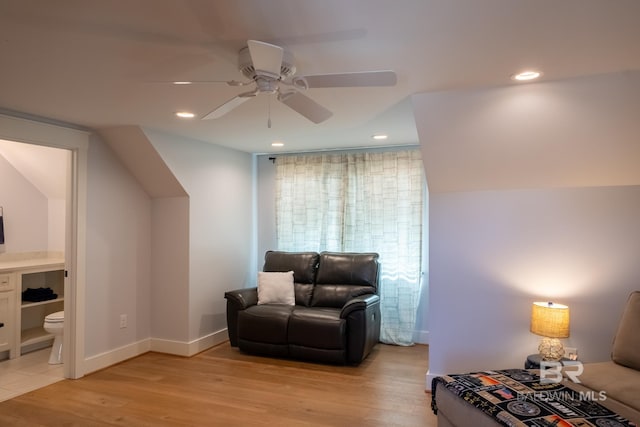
[530,302,570,338]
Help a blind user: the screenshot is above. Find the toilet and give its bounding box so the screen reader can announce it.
[43,311,64,365]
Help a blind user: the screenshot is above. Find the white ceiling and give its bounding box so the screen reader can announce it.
[1,0,639,154]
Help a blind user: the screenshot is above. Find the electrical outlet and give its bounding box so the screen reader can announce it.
[120,314,127,329]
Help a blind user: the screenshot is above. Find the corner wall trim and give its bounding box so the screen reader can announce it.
[150,328,228,357]
[426,369,442,391]
[83,338,151,375]
[82,330,228,375]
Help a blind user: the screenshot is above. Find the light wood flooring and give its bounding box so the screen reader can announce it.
[0,342,435,426]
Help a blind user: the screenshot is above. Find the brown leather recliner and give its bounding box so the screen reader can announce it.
[224,251,381,365]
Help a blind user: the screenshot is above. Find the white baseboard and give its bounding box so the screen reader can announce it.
[150,328,228,357]
[425,369,442,391]
[83,338,151,375]
[413,329,429,345]
[82,329,228,375]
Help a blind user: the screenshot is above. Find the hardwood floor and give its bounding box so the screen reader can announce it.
[0,342,436,426]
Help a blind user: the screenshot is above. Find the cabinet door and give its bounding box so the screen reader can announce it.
[0,291,15,353]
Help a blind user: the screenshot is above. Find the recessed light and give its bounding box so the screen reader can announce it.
[173,81,193,85]
[175,111,195,119]
[372,134,388,140]
[271,142,284,147]
[511,71,542,81]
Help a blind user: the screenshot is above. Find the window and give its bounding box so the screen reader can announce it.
[275,149,424,345]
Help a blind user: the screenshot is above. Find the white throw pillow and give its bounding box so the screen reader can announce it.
[257,271,295,305]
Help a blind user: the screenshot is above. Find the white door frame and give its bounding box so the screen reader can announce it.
[0,113,88,379]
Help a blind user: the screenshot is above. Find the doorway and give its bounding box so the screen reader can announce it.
[0,113,89,381]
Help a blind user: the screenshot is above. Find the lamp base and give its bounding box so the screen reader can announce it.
[538,337,565,361]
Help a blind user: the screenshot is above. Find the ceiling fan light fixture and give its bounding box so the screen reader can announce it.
[511,70,542,81]
[175,111,195,119]
[238,44,295,81]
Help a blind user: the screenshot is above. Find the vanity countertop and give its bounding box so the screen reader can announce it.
[0,253,65,273]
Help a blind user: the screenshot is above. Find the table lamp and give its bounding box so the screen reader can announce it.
[530,301,570,361]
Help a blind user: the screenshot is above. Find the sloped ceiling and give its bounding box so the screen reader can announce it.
[414,71,640,192]
[0,139,68,199]
[98,126,187,198]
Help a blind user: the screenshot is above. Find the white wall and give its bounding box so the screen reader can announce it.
[429,186,640,377]
[144,130,253,342]
[150,196,190,341]
[48,198,66,252]
[0,153,48,253]
[85,134,151,357]
[413,184,429,343]
[256,155,277,266]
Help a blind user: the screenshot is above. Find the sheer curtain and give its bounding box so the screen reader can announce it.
[275,149,423,345]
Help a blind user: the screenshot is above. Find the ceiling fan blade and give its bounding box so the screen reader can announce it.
[247,40,284,78]
[278,92,333,124]
[149,80,247,86]
[201,95,253,120]
[167,80,248,86]
[299,70,397,88]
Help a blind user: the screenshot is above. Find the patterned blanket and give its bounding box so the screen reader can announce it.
[432,369,636,427]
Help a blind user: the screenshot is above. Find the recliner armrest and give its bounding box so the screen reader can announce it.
[340,294,380,318]
[224,287,258,310]
[340,293,381,364]
[224,287,258,347]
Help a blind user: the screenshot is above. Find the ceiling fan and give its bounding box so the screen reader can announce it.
[193,40,397,124]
